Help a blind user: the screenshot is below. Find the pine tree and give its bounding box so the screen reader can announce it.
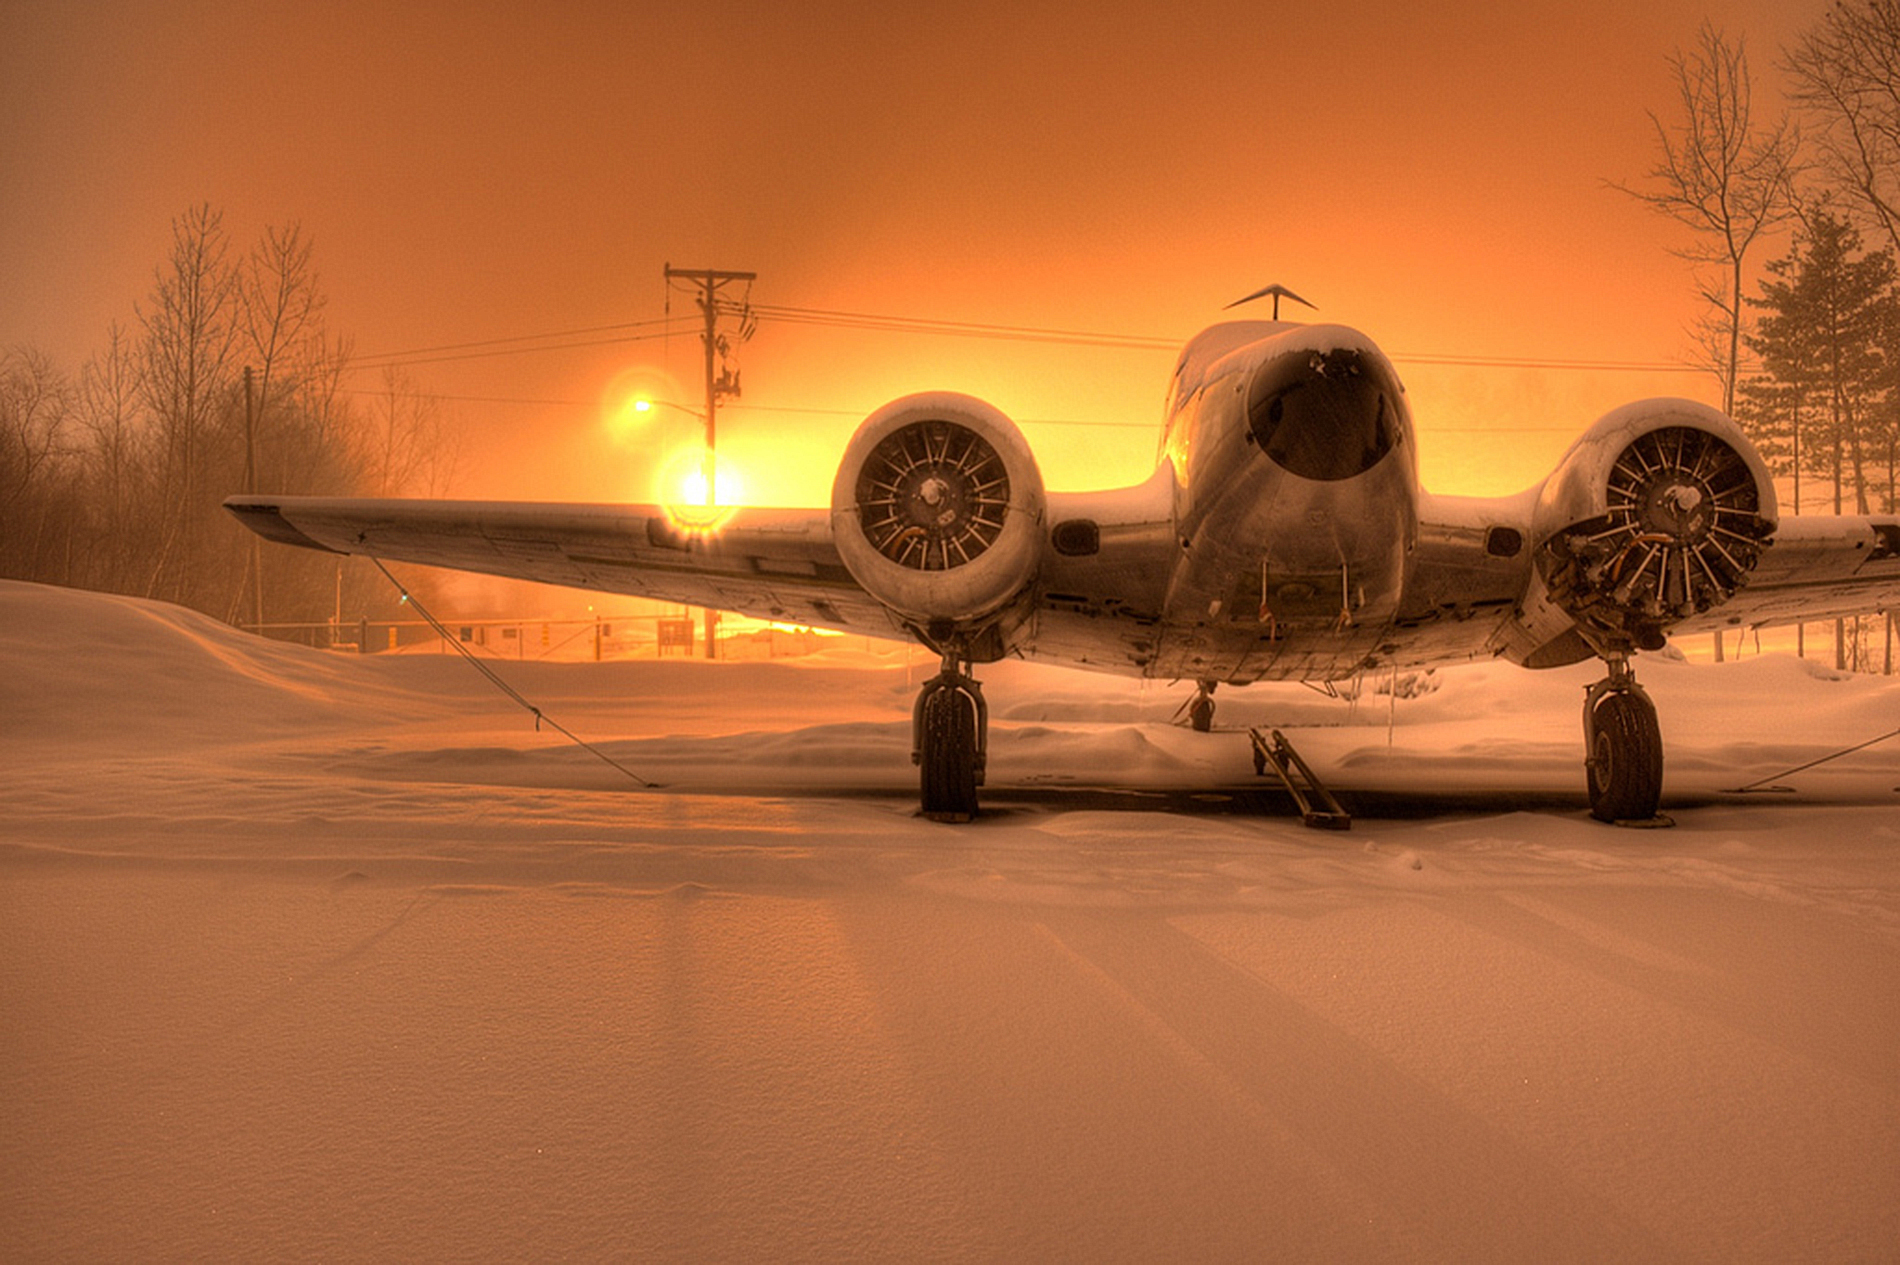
[1743,210,1897,516]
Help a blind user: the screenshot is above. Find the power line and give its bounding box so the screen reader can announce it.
[335,388,1586,436]
[744,303,1181,351]
[352,328,682,371]
[1389,352,1698,372]
[327,384,1161,430]
[356,315,679,362]
[746,303,1704,374]
[344,300,1710,376]
[338,390,595,407]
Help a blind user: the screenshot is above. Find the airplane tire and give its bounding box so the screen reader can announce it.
[919,685,979,822]
[1189,693,1215,733]
[1586,690,1662,823]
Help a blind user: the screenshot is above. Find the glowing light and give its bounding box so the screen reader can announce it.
[600,365,689,446]
[656,446,745,533]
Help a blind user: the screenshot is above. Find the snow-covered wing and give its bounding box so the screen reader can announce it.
[224,495,903,635]
[1016,472,1181,674]
[1673,514,1900,635]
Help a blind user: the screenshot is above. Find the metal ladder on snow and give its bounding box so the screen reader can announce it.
[1249,728,1352,830]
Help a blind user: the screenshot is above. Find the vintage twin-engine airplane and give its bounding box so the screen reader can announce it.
[227,309,1900,824]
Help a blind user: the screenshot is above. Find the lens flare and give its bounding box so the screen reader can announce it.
[656,446,744,532]
[601,365,690,445]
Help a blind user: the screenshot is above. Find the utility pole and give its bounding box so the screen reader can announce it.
[243,365,263,631]
[663,264,756,658]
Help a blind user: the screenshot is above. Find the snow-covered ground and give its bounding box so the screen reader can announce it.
[3,578,1896,1261]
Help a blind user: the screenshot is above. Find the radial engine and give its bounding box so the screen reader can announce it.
[1508,400,1777,664]
[830,392,1047,657]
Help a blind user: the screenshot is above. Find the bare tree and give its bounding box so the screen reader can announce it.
[0,347,71,511]
[76,323,147,592]
[1614,23,1801,412]
[137,203,241,606]
[0,347,76,580]
[364,365,459,498]
[232,223,328,625]
[8,206,465,630]
[1786,1,1900,258]
[239,224,326,478]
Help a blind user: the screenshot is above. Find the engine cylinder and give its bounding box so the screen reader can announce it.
[830,393,1046,633]
[1519,400,1776,654]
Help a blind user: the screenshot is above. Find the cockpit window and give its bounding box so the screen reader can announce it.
[1247,348,1399,481]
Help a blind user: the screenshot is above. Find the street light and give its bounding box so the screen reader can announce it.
[630,396,717,510]
[635,397,738,656]
[631,396,725,515]
[629,396,703,421]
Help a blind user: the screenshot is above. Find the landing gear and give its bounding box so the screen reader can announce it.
[1187,680,1217,732]
[1583,656,1664,824]
[913,651,987,822]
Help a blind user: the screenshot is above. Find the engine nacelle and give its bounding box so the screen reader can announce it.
[830,393,1046,647]
[1511,400,1777,661]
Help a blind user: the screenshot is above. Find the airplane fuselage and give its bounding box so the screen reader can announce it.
[223,301,1900,824]
[1157,321,1418,681]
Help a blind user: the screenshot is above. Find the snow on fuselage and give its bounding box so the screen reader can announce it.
[1150,321,1419,683]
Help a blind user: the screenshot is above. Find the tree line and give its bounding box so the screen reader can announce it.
[1618,2,1900,669]
[0,204,457,633]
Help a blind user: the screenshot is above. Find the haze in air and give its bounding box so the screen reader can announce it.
[4,2,1896,1259]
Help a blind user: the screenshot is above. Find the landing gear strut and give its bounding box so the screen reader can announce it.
[1187,680,1217,732]
[913,650,987,822]
[1583,655,1665,824]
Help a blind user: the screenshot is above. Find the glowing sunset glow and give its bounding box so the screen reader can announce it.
[0,0,1828,510]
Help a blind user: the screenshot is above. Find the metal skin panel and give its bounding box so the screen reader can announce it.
[1152,323,1421,683]
[1664,515,1900,634]
[223,496,907,637]
[227,324,1900,686]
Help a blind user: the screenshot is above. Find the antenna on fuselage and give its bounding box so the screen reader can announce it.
[1225,283,1315,320]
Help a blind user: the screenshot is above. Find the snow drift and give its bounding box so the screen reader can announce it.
[2,580,1896,1261]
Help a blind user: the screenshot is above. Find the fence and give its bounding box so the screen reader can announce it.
[239,612,832,662]
[1683,613,1898,674]
[242,611,1897,673]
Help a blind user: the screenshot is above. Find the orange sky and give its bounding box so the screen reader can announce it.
[2,0,1829,504]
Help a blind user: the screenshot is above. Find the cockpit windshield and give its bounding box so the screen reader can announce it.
[1246,348,1400,481]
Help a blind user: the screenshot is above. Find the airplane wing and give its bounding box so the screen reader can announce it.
[1394,498,1899,673]
[223,495,907,636]
[1670,513,1900,634]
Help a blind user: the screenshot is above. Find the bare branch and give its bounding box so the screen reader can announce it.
[1612,23,1801,412]
[1786,0,1900,257]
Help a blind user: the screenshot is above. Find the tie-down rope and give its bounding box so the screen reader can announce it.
[369,557,659,789]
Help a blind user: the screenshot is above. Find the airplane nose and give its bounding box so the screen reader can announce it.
[1246,347,1401,481]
